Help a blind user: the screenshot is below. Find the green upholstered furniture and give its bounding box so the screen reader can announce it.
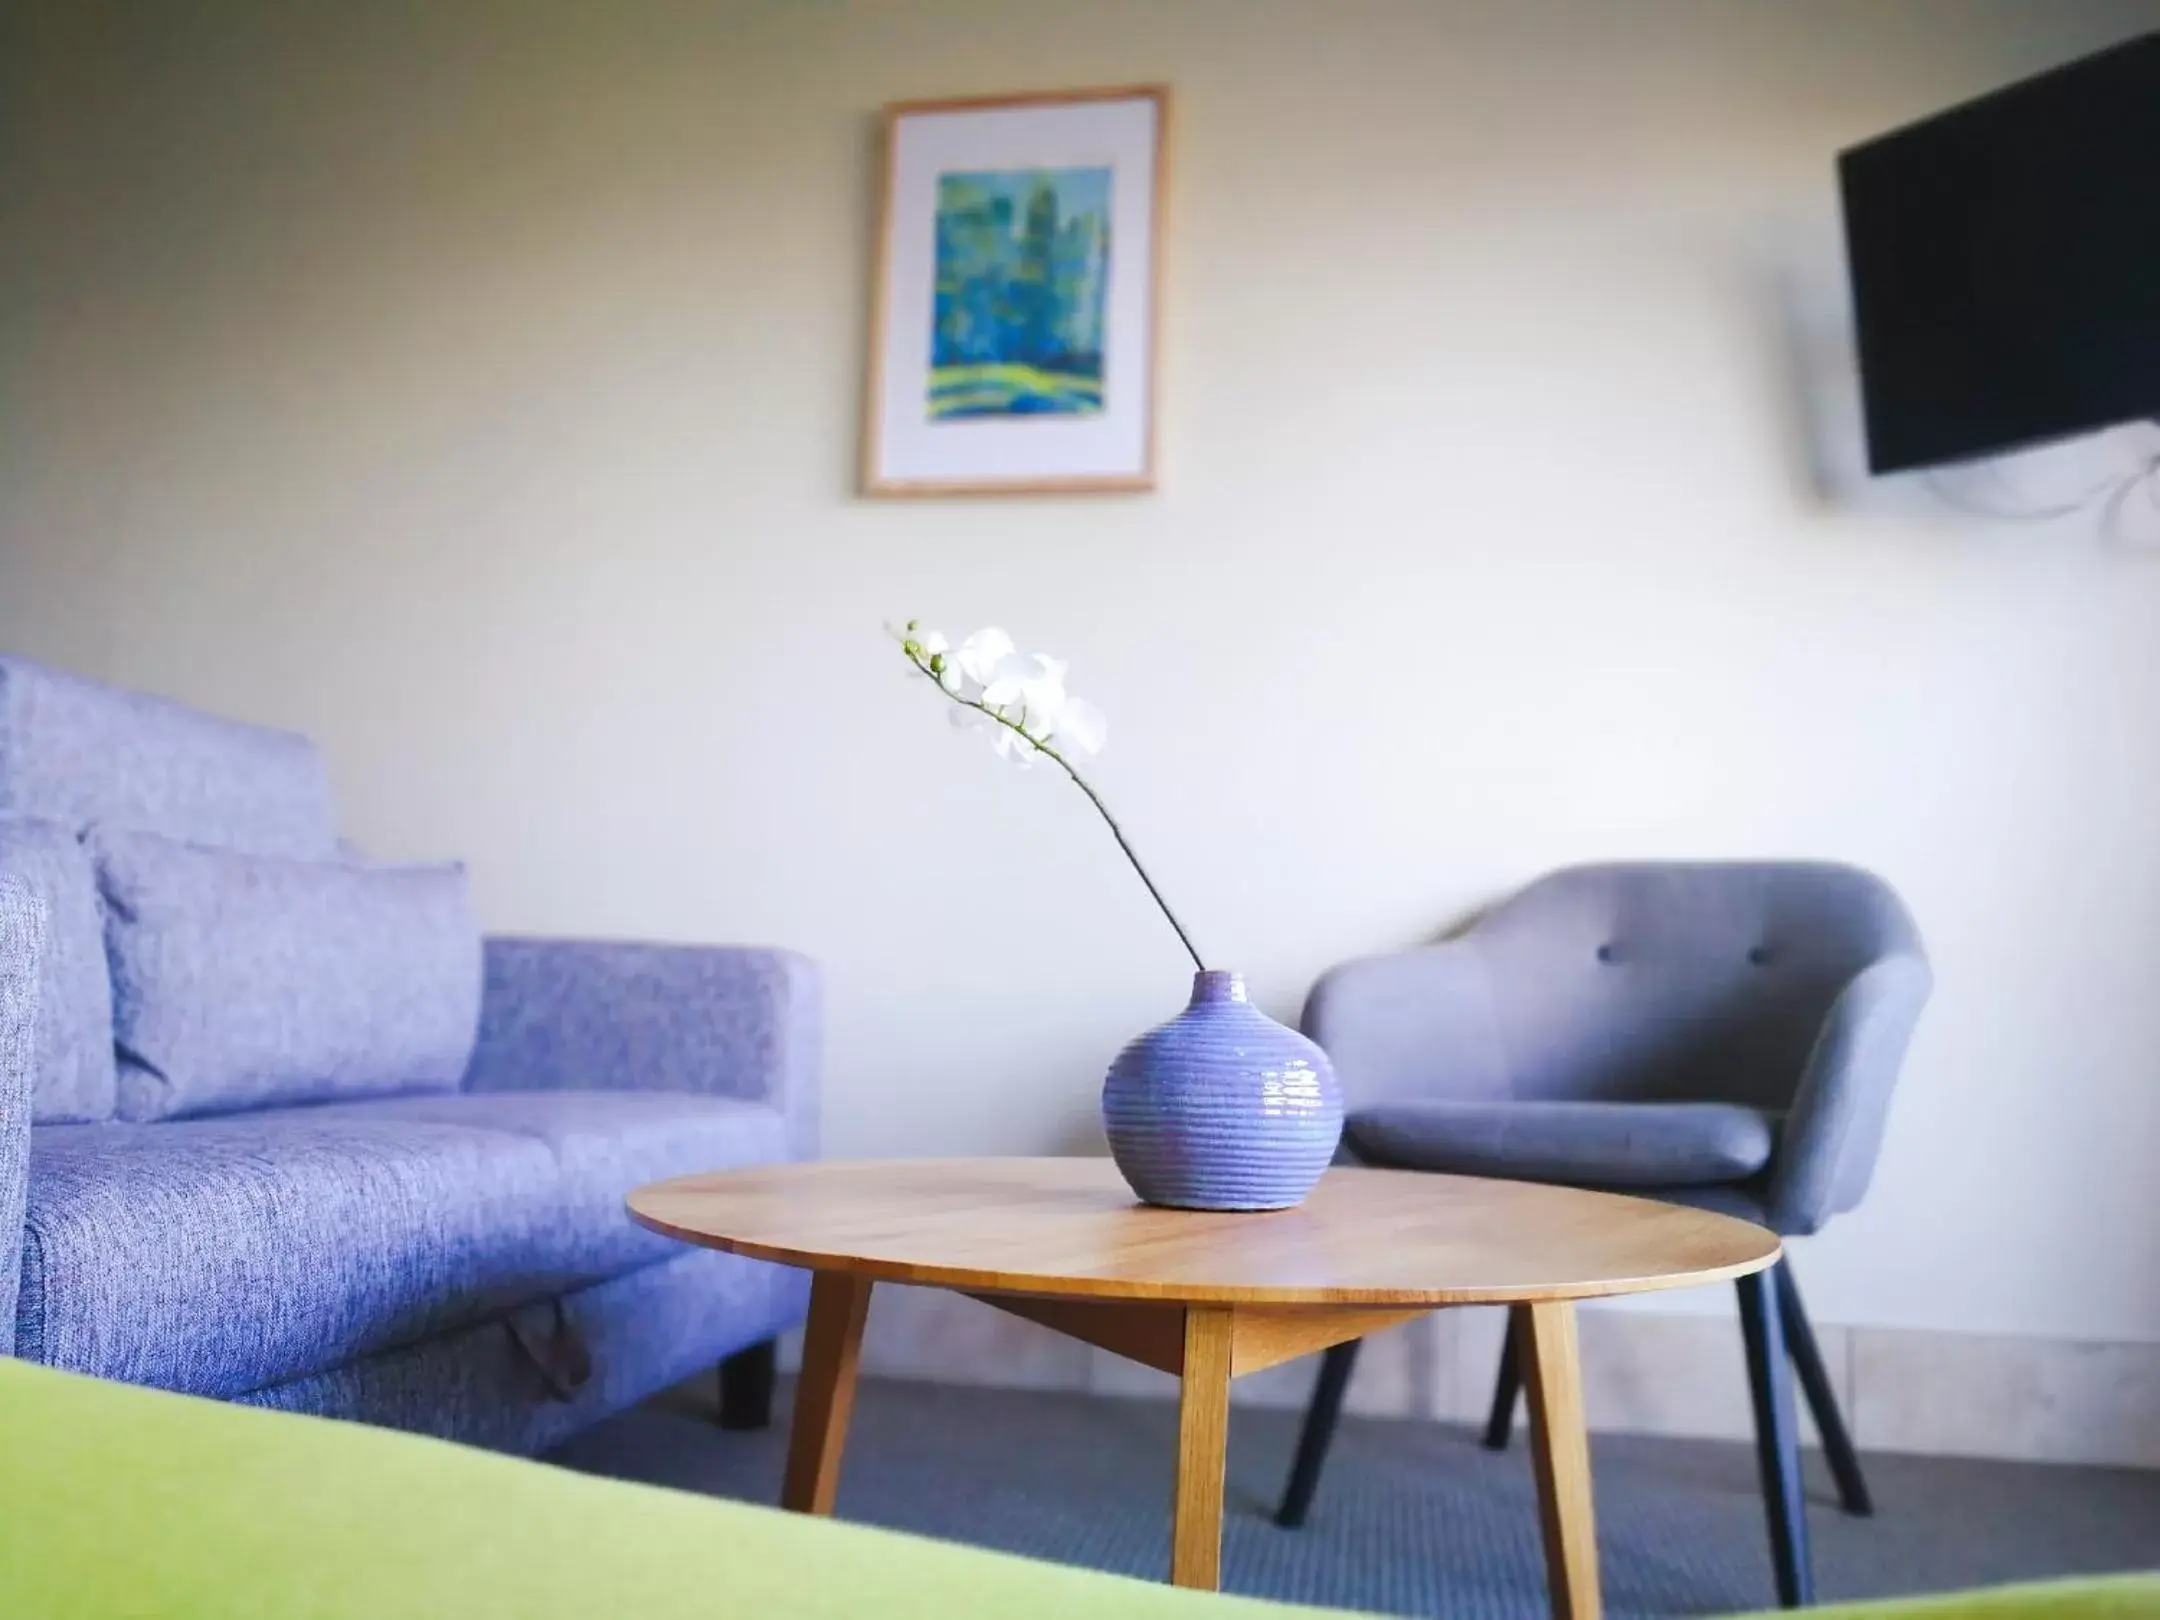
[0,1357,2151,1620]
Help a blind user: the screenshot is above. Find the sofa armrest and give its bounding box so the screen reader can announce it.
[464,938,821,1161]
[0,878,45,1356]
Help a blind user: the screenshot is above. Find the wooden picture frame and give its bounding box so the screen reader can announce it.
[861,85,1170,497]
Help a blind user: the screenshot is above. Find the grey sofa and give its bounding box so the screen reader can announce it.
[0,655,817,1452]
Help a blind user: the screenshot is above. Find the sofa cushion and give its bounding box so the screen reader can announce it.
[1345,1098,1777,1189]
[96,830,482,1121]
[19,1090,791,1396]
[300,1089,786,1278]
[0,656,337,858]
[0,817,115,1122]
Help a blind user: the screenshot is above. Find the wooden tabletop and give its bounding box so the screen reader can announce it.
[628,1157,1779,1306]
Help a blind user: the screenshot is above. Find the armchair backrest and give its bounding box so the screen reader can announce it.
[1472,862,1923,1112]
[1306,861,1931,1232]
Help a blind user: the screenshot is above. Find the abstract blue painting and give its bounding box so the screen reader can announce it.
[929,167,1112,419]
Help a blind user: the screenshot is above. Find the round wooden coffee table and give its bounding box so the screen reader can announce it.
[629,1157,1778,1618]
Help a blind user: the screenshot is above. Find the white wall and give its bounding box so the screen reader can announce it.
[5,0,2158,1348]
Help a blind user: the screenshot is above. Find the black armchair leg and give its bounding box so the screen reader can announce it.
[1482,1312,1524,1451]
[1775,1260,1873,1517]
[1738,1269,1814,1607]
[1273,1338,1361,1528]
[717,1337,777,1430]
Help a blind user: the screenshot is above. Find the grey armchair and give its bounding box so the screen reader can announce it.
[1271,862,1931,1608]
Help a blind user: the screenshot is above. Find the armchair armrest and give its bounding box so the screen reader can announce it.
[463,938,821,1161]
[1762,950,1932,1235]
[0,879,45,1356]
[1302,939,1510,1112]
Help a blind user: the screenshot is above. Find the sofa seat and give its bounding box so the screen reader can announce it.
[20,1090,786,1398]
[1345,1097,1777,1189]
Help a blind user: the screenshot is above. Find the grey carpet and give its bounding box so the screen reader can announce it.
[550,1376,2160,1617]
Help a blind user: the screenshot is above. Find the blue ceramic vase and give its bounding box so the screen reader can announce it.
[1102,970,1344,1211]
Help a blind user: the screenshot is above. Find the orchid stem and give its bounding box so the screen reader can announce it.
[907,654,1207,975]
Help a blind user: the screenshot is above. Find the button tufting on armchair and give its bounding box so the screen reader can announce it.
[1271,861,1931,1609]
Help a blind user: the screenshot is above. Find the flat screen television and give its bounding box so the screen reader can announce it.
[1837,31,2160,476]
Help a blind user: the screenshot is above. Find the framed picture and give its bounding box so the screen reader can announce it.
[861,85,1169,497]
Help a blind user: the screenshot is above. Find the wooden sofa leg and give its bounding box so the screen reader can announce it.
[718,1338,777,1430]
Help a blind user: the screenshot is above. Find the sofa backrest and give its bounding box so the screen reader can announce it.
[0,657,337,859]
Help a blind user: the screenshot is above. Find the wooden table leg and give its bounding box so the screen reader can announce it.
[1518,1300,1602,1620]
[1171,1305,1235,1589]
[781,1272,872,1515]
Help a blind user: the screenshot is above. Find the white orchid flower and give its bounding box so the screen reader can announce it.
[946,688,1047,765]
[886,619,942,655]
[987,659,1107,759]
[977,648,1108,765]
[1052,693,1108,758]
[888,620,966,692]
[905,633,1110,763]
[889,618,1202,970]
[982,651,1071,742]
[949,628,1015,697]
[989,723,1042,766]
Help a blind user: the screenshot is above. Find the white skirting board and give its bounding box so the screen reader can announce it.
[772,1286,2160,1470]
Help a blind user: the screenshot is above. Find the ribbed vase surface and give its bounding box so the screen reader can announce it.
[1102,969,1343,1211]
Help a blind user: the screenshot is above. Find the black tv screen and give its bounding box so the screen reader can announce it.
[1837,32,2160,475]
